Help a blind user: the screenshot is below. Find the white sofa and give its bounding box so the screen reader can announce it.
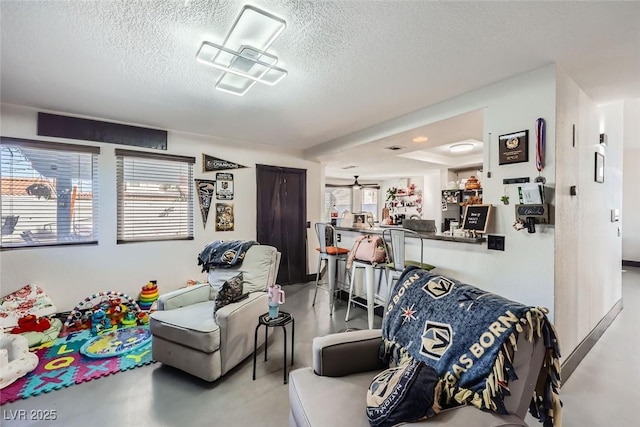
[150,245,281,382]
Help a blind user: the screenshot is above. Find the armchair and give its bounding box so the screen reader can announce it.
[150,245,281,382]
[289,328,545,427]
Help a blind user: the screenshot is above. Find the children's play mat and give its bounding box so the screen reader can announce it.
[1,324,155,404]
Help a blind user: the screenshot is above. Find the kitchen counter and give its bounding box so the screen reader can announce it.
[334,225,486,244]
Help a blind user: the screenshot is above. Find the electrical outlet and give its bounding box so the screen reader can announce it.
[487,235,505,251]
[337,233,341,242]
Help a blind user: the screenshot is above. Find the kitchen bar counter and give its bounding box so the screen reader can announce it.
[335,225,486,244]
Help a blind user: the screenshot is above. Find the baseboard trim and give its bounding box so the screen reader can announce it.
[561,298,623,381]
[622,260,640,268]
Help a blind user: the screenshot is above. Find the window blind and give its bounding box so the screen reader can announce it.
[116,149,195,243]
[1,137,100,249]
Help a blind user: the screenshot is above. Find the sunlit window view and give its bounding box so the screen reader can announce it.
[1,140,99,248]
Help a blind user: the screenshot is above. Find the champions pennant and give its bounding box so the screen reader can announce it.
[202,154,248,172]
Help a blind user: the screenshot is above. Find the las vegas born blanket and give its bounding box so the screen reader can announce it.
[381,267,562,427]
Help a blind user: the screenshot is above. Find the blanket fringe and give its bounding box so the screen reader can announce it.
[381,306,562,427]
[431,307,562,426]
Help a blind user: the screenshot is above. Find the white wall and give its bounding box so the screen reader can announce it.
[622,98,640,262]
[0,104,322,311]
[326,66,558,321]
[314,65,624,357]
[554,68,623,354]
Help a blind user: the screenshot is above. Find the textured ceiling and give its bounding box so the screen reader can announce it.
[1,1,639,172]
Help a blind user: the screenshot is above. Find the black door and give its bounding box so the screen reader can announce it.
[256,164,307,285]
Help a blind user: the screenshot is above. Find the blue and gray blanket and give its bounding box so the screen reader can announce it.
[197,240,258,272]
[381,267,562,426]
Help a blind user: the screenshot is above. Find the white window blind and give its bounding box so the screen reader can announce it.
[1,137,100,249]
[116,149,195,243]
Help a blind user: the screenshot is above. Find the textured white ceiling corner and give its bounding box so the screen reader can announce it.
[1,0,639,177]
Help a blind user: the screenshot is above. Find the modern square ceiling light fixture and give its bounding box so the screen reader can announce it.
[196,5,287,96]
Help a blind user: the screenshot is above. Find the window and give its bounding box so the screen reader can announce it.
[324,186,380,222]
[361,188,378,221]
[116,149,195,243]
[1,137,99,249]
[324,187,352,221]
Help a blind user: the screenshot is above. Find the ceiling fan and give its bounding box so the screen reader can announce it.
[332,175,380,189]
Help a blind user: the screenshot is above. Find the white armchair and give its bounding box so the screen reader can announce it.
[150,245,281,382]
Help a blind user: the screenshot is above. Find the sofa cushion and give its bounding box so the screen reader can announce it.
[366,359,439,427]
[288,367,529,427]
[239,245,278,293]
[149,301,220,353]
[214,273,244,314]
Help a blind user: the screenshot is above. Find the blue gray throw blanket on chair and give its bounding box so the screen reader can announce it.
[380,267,562,426]
[197,240,258,272]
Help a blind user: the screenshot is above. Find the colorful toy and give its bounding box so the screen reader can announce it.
[138,281,159,311]
[121,311,137,326]
[90,309,111,334]
[59,291,142,337]
[106,298,128,325]
[11,315,51,334]
[136,312,149,325]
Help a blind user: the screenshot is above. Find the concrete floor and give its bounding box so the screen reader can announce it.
[1,268,639,427]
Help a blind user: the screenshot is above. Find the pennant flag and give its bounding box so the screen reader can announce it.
[202,154,248,172]
[195,179,215,227]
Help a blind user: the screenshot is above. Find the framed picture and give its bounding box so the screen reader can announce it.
[215,203,234,231]
[498,130,529,165]
[594,152,605,183]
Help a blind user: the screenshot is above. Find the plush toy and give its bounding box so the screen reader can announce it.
[11,314,51,334]
[90,309,111,334]
[106,298,128,325]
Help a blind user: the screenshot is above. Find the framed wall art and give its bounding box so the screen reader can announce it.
[498,130,529,165]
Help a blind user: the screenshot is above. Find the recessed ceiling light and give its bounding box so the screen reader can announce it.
[412,136,429,143]
[449,143,474,153]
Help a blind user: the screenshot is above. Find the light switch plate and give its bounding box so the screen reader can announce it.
[611,209,619,222]
[487,235,505,251]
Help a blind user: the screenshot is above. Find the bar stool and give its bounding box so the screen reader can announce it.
[344,259,387,329]
[312,223,350,315]
[382,228,436,309]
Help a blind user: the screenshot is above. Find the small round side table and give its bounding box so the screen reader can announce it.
[252,311,295,384]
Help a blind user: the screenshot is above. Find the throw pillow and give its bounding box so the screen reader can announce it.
[213,273,244,315]
[366,358,440,427]
[208,268,242,293]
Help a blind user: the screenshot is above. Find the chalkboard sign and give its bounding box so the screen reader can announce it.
[462,204,492,233]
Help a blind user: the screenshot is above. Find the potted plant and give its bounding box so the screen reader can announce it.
[386,187,397,203]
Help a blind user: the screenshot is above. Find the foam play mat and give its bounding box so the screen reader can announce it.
[0,325,155,404]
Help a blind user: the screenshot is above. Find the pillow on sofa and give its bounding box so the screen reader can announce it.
[240,246,278,293]
[208,269,242,293]
[213,273,244,314]
[366,358,440,427]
